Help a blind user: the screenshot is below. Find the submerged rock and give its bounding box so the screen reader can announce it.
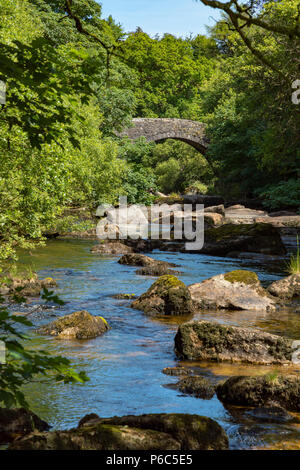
[245,405,294,424]
[91,241,133,255]
[175,320,293,364]
[201,223,286,256]
[176,376,215,399]
[162,367,191,376]
[0,408,49,444]
[189,270,277,311]
[38,310,109,340]
[10,413,228,450]
[131,275,194,316]
[216,374,300,411]
[112,293,137,300]
[268,274,300,300]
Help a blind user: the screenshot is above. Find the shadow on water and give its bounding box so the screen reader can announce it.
[14,239,300,449]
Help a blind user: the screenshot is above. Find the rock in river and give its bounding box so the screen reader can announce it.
[118,253,175,268]
[216,374,300,411]
[131,275,194,316]
[38,310,109,340]
[9,413,228,450]
[201,223,286,256]
[136,265,180,276]
[268,274,300,300]
[189,270,277,311]
[175,320,293,364]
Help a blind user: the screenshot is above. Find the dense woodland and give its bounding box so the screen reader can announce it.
[0,0,300,259]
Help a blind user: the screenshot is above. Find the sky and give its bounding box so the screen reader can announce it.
[100,0,220,37]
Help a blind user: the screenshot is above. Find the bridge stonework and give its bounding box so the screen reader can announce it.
[119,118,208,153]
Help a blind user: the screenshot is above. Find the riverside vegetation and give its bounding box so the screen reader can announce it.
[0,0,300,451]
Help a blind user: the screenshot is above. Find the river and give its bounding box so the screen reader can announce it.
[14,238,300,450]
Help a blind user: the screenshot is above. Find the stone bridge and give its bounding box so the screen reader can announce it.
[119,118,208,153]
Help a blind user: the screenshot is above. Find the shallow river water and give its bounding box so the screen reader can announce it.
[14,239,300,450]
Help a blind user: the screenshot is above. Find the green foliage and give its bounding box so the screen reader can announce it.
[199,0,300,200]
[124,31,218,119]
[0,290,88,409]
[258,179,300,210]
[151,140,214,194]
[184,181,208,194]
[122,168,157,205]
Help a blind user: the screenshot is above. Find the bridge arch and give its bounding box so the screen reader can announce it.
[118,118,208,153]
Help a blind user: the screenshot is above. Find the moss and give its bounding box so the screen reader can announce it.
[152,275,185,291]
[192,322,230,353]
[224,270,259,285]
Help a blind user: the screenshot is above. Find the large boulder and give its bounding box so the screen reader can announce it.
[201,223,286,256]
[96,205,150,239]
[189,270,277,311]
[0,408,49,444]
[216,374,300,411]
[91,241,134,255]
[38,310,109,340]
[9,413,228,450]
[175,320,293,365]
[267,274,300,300]
[131,275,194,316]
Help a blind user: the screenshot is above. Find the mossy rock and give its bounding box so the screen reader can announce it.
[189,270,277,311]
[118,253,175,268]
[0,274,57,298]
[216,374,300,411]
[135,265,180,276]
[175,320,293,364]
[38,310,109,340]
[9,413,228,450]
[131,275,194,316]
[202,223,286,256]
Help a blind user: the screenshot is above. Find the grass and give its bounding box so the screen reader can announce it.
[285,235,300,275]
